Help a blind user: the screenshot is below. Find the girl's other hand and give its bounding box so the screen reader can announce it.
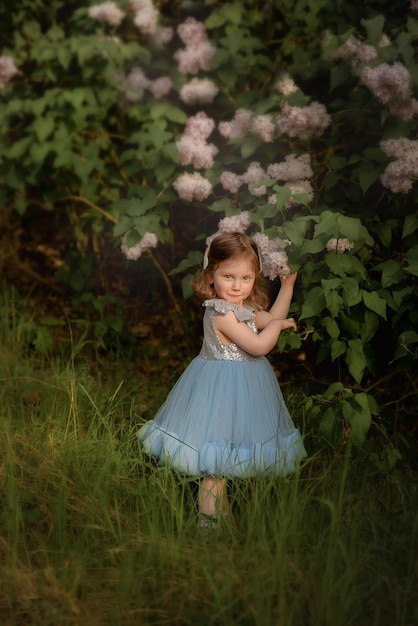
[281,317,297,332]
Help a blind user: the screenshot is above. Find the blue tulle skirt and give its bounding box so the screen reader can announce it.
[137,356,307,478]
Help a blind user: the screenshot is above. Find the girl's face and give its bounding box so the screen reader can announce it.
[212,255,256,306]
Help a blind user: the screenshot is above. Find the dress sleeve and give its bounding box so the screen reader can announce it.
[202,299,255,323]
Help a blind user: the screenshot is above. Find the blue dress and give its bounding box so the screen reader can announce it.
[137,299,307,477]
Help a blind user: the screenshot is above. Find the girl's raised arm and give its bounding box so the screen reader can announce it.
[214,311,296,357]
[255,272,297,330]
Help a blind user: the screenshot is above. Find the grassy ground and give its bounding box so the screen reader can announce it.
[0,292,417,625]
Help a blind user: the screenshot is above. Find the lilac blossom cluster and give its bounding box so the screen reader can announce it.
[88,1,125,26]
[275,72,299,96]
[220,162,268,196]
[0,56,19,89]
[123,67,171,102]
[179,78,219,105]
[276,102,331,140]
[267,154,314,206]
[252,233,292,280]
[380,138,418,194]
[218,109,275,142]
[326,238,354,254]
[329,34,378,66]
[176,111,218,169]
[360,62,418,121]
[121,231,158,260]
[129,0,159,37]
[220,154,314,207]
[173,172,213,201]
[174,17,216,74]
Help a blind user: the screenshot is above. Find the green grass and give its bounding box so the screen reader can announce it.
[0,292,417,625]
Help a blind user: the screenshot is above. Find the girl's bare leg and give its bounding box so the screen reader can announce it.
[198,476,228,520]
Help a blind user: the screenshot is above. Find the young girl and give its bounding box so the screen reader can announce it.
[137,232,307,528]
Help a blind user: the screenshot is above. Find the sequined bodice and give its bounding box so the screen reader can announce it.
[199,299,261,362]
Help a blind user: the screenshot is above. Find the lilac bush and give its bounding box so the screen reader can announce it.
[1,0,417,445]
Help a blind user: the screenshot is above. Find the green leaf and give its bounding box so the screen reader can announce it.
[169,251,203,275]
[281,218,309,247]
[346,339,367,383]
[314,210,338,236]
[342,399,371,446]
[326,253,367,279]
[374,260,404,288]
[331,340,346,361]
[361,15,385,44]
[241,137,260,158]
[323,382,345,399]
[393,330,418,360]
[358,166,381,194]
[32,115,55,142]
[272,185,292,210]
[402,213,418,238]
[299,238,326,254]
[299,286,326,319]
[342,278,362,307]
[324,316,340,340]
[7,136,32,159]
[360,310,379,343]
[320,407,341,445]
[362,291,387,320]
[325,289,344,318]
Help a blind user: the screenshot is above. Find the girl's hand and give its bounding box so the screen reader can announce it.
[280,317,297,332]
[280,272,297,288]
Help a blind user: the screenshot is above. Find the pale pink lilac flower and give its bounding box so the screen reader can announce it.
[218,109,252,139]
[179,78,219,105]
[220,171,243,193]
[361,62,417,121]
[326,238,354,253]
[276,102,331,139]
[380,138,418,193]
[177,17,207,46]
[176,136,218,169]
[267,154,313,181]
[121,231,158,260]
[0,56,18,88]
[124,67,150,102]
[151,26,174,45]
[174,18,216,74]
[361,62,413,105]
[330,34,361,60]
[218,211,251,234]
[205,211,251,247]
[176,112,218,169]
[241,162,268,196]
[88,2,125,26]
[379,35,391,47]
[410,0,418,11]
[252,233,292,279]
[173,172,213,201]
[356,43,378,64]
[185,111,216,140]
[285,180,314,206]
[250,115,275,142]
[148,76,172,99]
[129,0,159,35]
[275,72,298,95]
[388,98,418,121]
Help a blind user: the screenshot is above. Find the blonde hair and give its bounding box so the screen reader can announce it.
[193,232,270,310]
